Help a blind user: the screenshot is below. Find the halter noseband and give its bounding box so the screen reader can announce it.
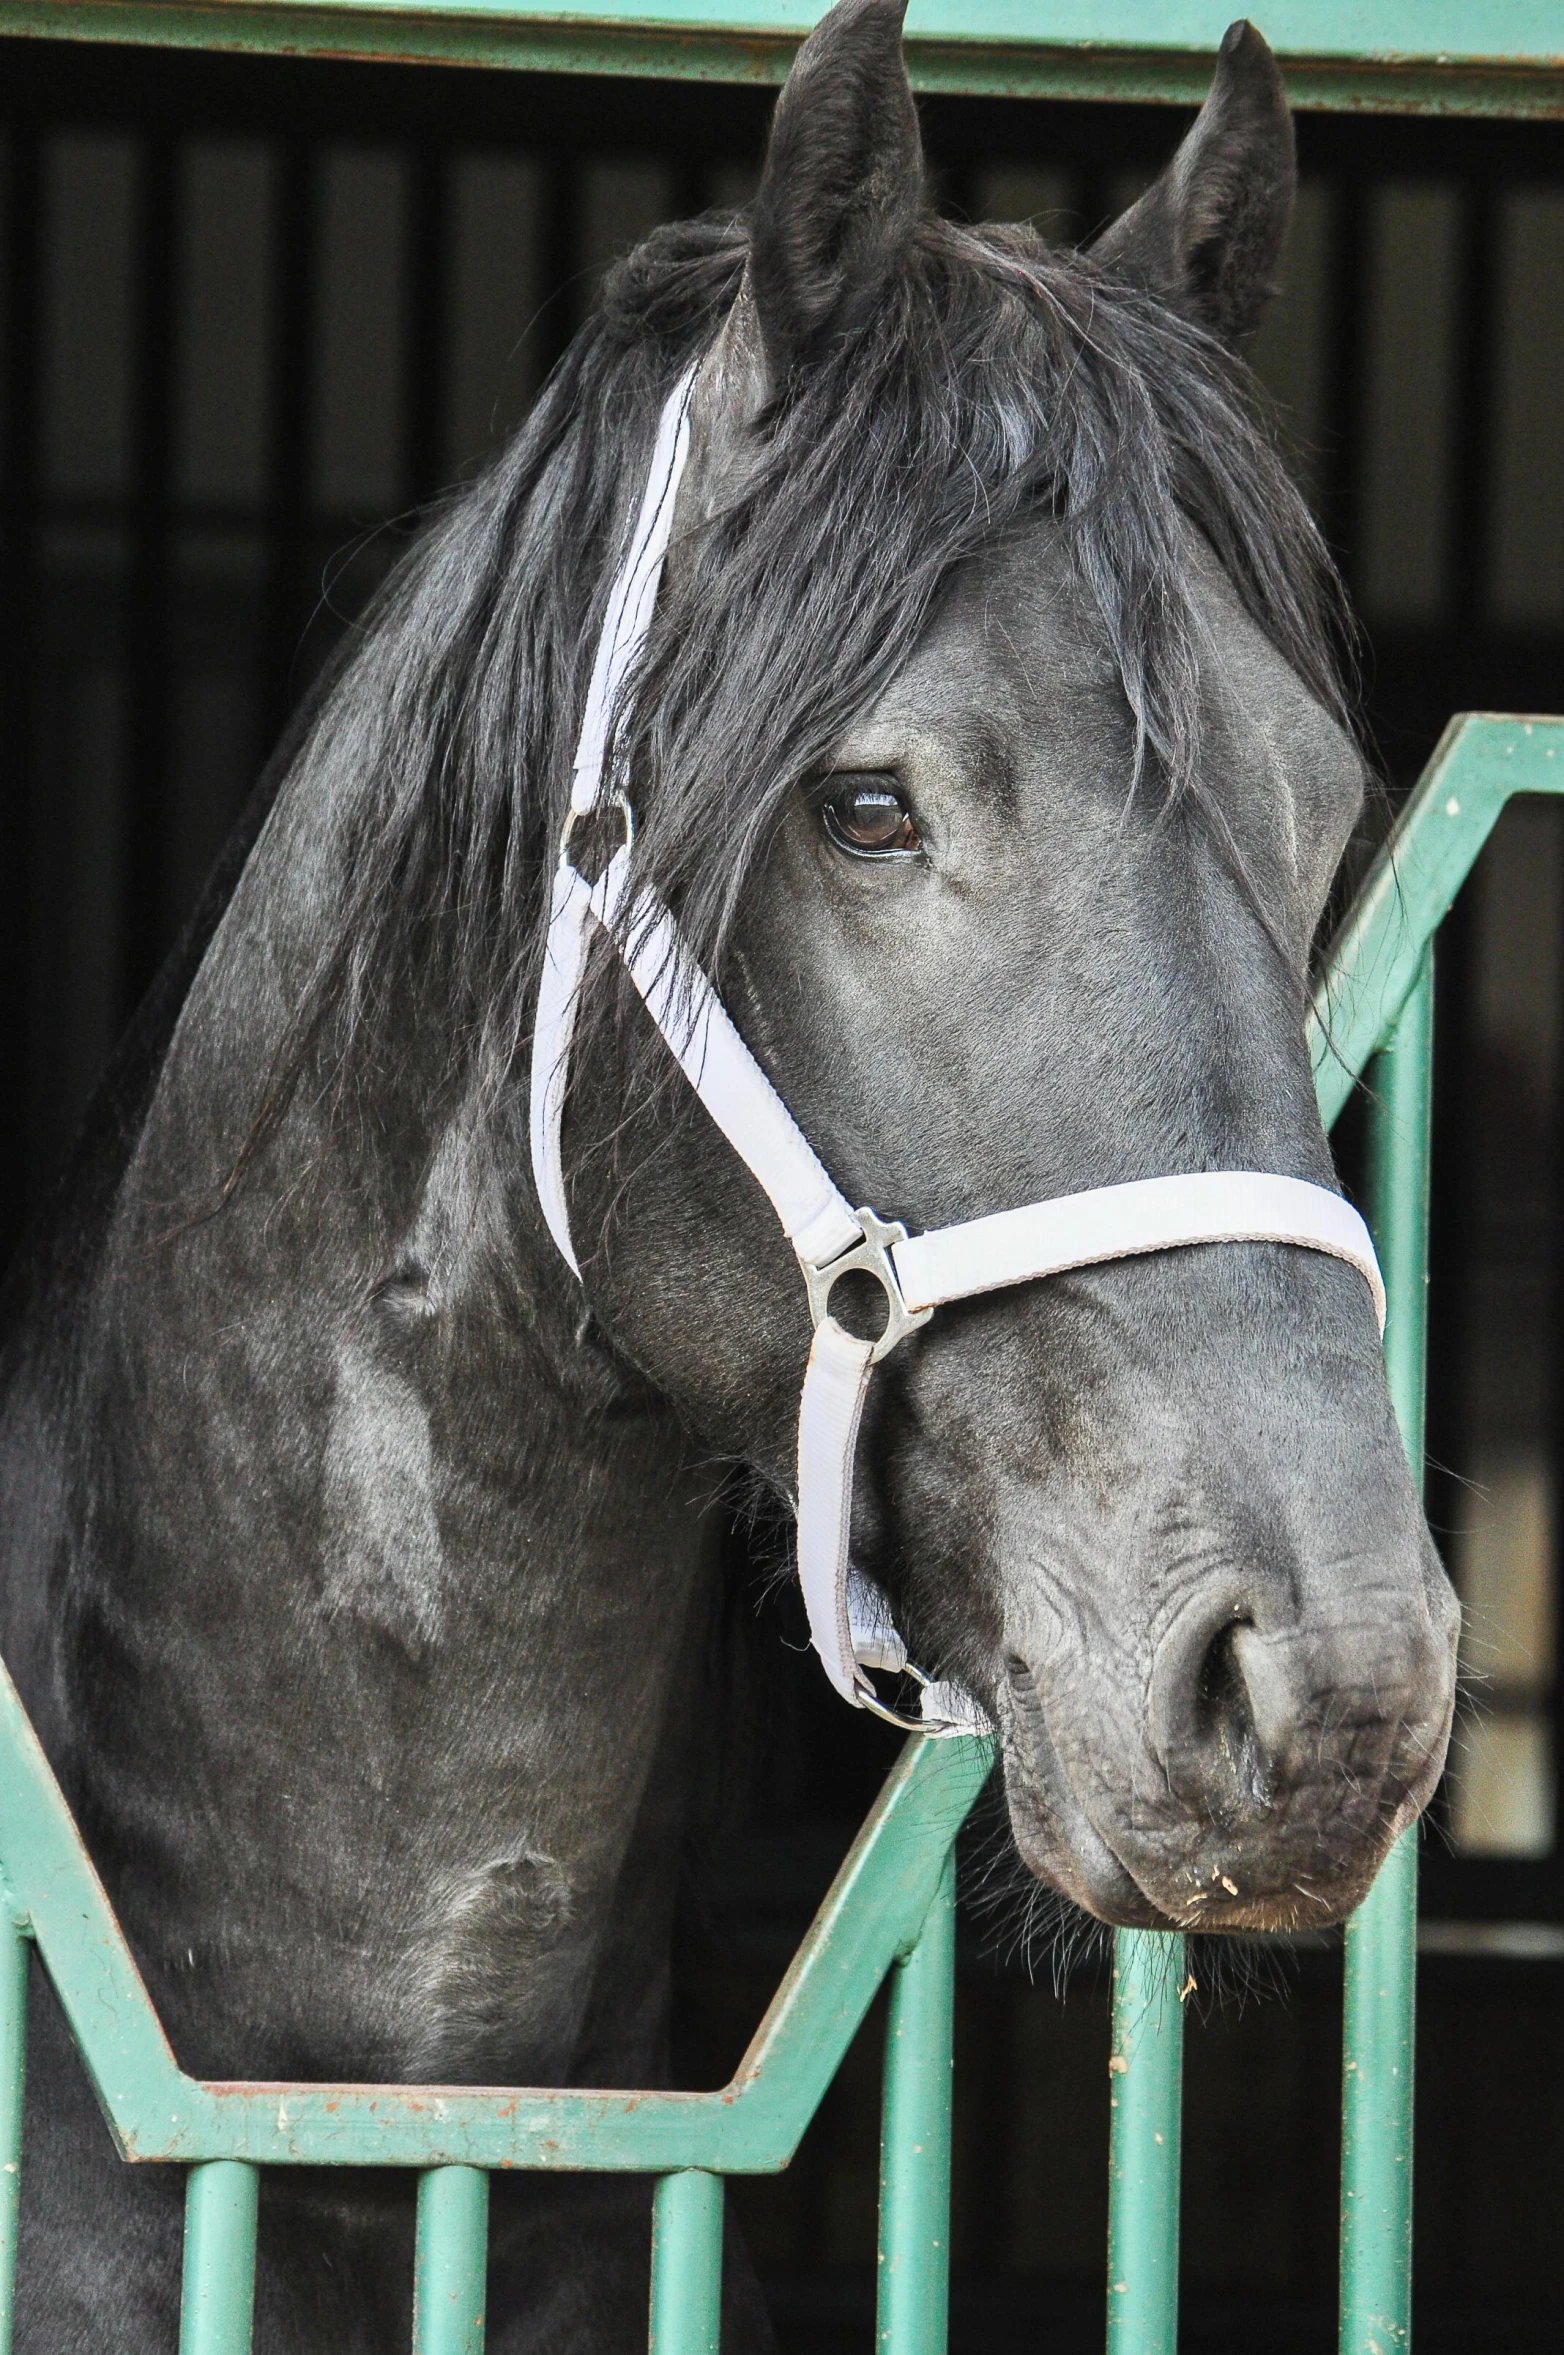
[528,368,1384,1739]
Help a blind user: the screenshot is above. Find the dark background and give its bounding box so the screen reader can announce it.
[3,31,1563,2349]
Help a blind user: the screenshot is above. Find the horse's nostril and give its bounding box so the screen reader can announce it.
[1192,1617,1268,1808]
[1194,1616,1247,1732]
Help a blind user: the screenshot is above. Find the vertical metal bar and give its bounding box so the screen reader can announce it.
[402,142,448,507]
[1319,172,1368,586]
[1449,179,1497,648]
[648,2169,723,2355]
[413,2165,488,2355]
[876,1849,956,2355]
[262,134,315,744]
[1340,950,1433,2355]
[1369,958,1434,1496]
[123,127,178,1010]
[0,1912,29,2355]
[537,152,580,382]
[1106,1928,1185,2355]
[179,2159,259,2355]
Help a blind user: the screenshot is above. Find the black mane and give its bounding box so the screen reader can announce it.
[262,204,1349,1139]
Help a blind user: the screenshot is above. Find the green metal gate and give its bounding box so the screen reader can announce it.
[4,9,1564,2353]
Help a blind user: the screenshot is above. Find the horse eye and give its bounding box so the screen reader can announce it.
[821,779,922,860]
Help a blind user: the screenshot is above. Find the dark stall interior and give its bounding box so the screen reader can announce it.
[3,30,1563,2351]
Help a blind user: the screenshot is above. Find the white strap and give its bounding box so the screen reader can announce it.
[615,891,862,1266]
[893,1172,1385,1333]
[571,368,697,815]
[796,1169,1380,1739]
[797,1319,876,1706]
[530,363,696,1265]
[797,1321,986,1734]
[530,359,859,1275]
[528,860,598,1278]
[530,850,861,1277]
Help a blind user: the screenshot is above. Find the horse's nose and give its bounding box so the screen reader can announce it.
[1145,1577,1452,1837]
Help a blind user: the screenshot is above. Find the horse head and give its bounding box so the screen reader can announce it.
[563,0,1457,1933]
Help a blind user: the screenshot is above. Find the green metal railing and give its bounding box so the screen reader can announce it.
[0,1658,988,2355]
[2,2,1563,116]
[0,709,1558,2347]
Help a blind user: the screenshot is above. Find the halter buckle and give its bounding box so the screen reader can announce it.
[801,1206,933,1365]
[560,790,634,865]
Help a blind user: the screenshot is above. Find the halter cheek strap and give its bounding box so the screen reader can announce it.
[527,370,1386,1740]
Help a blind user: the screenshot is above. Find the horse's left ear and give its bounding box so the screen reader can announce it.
[1091,19,1295,349]
[748,0,924,383]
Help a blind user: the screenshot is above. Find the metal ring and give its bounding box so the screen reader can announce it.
[852,1659,962,1737]
[800,1206,933,1366]
[560,790,635,863]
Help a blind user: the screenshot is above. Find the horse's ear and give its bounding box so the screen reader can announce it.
[1091,19,1294,349]
[748,0,924,382]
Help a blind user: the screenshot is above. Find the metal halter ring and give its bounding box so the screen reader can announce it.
[853,1660,965,1738]
[801,1206,934,1366]
[560,790,635,863]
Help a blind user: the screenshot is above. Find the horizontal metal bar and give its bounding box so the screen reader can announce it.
[1,2,1562,116]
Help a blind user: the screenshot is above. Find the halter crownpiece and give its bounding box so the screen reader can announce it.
[528,368,1385,1740]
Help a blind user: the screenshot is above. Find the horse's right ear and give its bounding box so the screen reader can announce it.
[748,0,924,384]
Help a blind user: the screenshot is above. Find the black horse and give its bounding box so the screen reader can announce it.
[0,4,1455,2345]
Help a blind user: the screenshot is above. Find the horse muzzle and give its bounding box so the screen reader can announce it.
[998,1532,1459,1932]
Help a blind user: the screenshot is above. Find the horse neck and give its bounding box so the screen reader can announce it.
[44,758,722,2087]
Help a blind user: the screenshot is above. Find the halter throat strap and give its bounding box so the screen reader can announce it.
[527,370,1385,1738]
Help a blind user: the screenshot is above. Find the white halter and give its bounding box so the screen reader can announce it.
[528,370,1385,1738]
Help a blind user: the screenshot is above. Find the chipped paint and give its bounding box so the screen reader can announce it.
[0,3,1562,116]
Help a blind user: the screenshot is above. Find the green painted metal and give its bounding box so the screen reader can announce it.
[648,2170,724,2355]
[1312,715,1564,1128]
[0,1650,992,2166]
[1,2,1562,116]
[0,1907,26,2355]
[178,2160,259,2355]
[1341,1831,1420,2354]
[875,1851,955,2355]
[1360,955,1435,1462]
[1337,957,1434,2355]
[414,2165,490,2355]
[1106,1930,1185,2355]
